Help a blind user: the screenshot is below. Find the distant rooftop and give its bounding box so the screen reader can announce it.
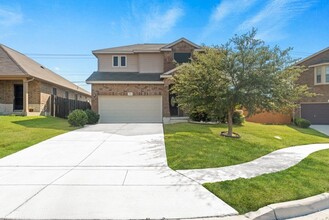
[0,44,90,96]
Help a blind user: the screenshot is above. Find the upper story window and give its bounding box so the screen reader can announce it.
[314,65,329,84]
[112,55,127,67]
[52,88,57,96]
[65,91,69,99]
[174,53,191,64]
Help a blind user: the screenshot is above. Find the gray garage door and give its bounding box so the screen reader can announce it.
[301,103,329,124]
[98,96,162,123]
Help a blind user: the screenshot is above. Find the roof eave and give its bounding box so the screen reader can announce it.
[86,80,164,84]
[309,62,329,67]
[160,75,173,79]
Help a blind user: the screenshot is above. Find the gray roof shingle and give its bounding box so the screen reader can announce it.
[93,44,167,54]
[86,72,162,82]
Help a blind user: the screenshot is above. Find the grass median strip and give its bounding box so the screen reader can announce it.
[203,149,329,214]
[0,116,75,158]
[164,122,329,170]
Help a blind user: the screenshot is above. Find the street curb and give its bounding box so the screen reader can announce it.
[244,192,329,220]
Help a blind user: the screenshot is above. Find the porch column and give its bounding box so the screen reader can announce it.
[23,79,28,115]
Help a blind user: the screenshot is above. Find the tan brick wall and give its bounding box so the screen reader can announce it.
[91,84,164,114]
[297,49,329,103]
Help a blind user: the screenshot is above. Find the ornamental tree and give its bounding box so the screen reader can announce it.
[173,29,312,137]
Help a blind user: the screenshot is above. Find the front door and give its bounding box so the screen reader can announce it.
[169,92,178,116]
[14,84,23,111]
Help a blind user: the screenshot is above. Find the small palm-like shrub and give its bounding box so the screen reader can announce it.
[85,109,100,124]
[68,109,88,127]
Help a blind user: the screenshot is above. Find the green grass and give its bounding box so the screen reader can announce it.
[0,116,76,158]
[164,122,329,170]
[204,149,329,214]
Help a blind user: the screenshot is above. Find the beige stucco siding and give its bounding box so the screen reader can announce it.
[138,54,164,73]
[97,54,139,72]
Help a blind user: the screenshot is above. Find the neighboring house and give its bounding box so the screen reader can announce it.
[86,38,202,123]
[296,47,329,124]
[0,44,91,116]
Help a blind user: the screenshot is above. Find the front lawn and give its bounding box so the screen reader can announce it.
[164,122,329,170]
[0,116,76,158]
[204,149,329,214]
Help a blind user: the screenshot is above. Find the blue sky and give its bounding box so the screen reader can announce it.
[0,0,328,92]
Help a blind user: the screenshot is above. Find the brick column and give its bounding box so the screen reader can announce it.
[23,79,28,115]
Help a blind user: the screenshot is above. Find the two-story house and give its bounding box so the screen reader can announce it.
[86,38,202,123]
[296,47,329,124]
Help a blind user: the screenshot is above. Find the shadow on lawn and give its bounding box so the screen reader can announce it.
[288,125,329,138]
[12,117,73,131]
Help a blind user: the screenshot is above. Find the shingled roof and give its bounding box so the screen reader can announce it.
[93,44,167,54]
[0,44,90,96]
[86,72,162,82]
[92,38,202,54]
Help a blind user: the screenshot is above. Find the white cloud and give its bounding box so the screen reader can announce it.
[202,0,258,38]
[0,7,23,27]
[142,7,184,41]
[238,0,315,41]
[118,2,184,41]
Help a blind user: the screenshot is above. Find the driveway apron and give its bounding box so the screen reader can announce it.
[0,123,237,219]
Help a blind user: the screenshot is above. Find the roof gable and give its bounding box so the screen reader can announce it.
[296,47,329,65]
[161,38,201,50]
[0,45,27,77]
[0,44,90,96]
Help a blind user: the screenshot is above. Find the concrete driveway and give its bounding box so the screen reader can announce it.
[311,125,329,136]
[0,123,237,219]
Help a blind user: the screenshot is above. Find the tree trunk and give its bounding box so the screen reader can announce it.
[227,109,234,137]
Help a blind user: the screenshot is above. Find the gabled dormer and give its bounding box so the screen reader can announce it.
[160,38,202,72]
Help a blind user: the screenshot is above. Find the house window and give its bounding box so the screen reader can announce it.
[112,55,127,67]
[174,53,191,64]
[52,88,57,96]
[75,94,78,100]
[326,66,329,83]
[316,67,322,83]
[314,65,329,84]
[121,56,126,67]
[113,56,119,67]
[65,91,69,99]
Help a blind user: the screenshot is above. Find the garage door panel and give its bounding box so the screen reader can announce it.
[99,96,162,123]
[301,103,329,125]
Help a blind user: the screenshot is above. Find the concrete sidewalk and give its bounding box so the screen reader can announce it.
[0,123,237,219]
[178,144,329,184]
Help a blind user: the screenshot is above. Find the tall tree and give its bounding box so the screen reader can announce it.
[173,29,312,137]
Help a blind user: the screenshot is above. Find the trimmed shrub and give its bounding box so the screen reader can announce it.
[232,110,245,125]
[189,111,210,122]
[68,109,88,127]
[85,109,100,124]
[294,118,311,128]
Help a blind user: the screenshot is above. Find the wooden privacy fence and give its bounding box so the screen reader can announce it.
[50,95,91,118]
